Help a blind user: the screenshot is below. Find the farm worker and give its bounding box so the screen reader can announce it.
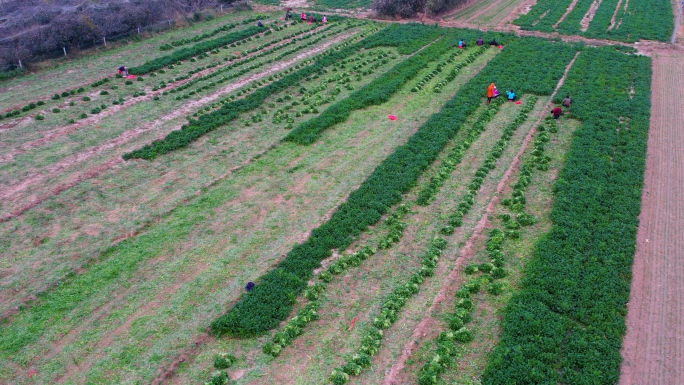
[301,13,306,21]
[562,95,572,109]
[322,15,327,23]
[285,10,291,19]
[257,19,263,27]
[507,90,515,102]
[489,38,498,46]
[458,39,464,48]
[117,66,128,76]
[487,83,496,104]
[245,282,255,291]
[552,106,563,119]
[309,15,314,23]
[477,37,483,46]
[493,86,500,98]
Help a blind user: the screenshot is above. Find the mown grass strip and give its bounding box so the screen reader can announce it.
[210,37,578,338]
[482,46,651,385]
[0,189,236,356]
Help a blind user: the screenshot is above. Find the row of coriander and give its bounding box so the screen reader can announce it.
[209,36,576,338]
[482,46,651,384]
[122,23,445,160]
[416,115,556,385]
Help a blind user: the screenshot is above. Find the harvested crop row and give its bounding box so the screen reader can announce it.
[123,24,445,160]
[210,37,577,338]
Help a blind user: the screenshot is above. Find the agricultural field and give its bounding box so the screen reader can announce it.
[513,0,674,42]
[446,0,529,27]
[0,4,679,385]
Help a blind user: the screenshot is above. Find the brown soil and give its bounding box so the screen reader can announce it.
[618,48,684,385]
[0,32,355,223]
[580,0,602,32]
[607,0,623,31]
[381,52,580,385]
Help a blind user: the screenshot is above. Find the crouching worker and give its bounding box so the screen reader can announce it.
[117,66,128,77]
[551,106,563,119]
[507,90,515,102]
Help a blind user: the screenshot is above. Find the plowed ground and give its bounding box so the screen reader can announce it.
[619,48,684,385]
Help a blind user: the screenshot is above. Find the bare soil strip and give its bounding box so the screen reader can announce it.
[554,0,580,29]
[0,25,329,162]
[381,51,580,385]
[608,0,623,31]
[619,49,684,385]
[0,33,355,223]
[580,0,603,32]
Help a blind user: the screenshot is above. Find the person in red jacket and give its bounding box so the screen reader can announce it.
[551,106,563,119]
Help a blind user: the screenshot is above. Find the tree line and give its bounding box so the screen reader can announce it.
[0,0,236,71]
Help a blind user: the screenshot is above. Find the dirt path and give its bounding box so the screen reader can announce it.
[580,0,602,32]
[0,32,355,223]
[553,0,580,28]
[381,51,581,385]
[618,48,684,385]
[608,0,623,31]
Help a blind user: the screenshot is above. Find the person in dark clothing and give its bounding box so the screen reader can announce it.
[285,10,291,19]
[477,37,483,46]
[562,95,572,109]
[552,106,563,119]
[489,38,498,46]
[118,66,128,76]
[257,20,263,27]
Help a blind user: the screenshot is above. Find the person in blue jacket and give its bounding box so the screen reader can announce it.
[507,90,516,102]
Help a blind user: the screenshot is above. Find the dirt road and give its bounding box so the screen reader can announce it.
[619,48,684,385]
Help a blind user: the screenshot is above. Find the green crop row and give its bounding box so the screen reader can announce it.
[416,99,504,206]
[167,23,340,96]
[329,238,448,385]
[283,36,451,144]
[513,0,572,32]
[122,28,379,159]
[433,47,485,93]
[209,37,577,338]
[123,24,446,160]
[159,15,267,51]
[482,46,651,384]
[129,25,266,75]
[173,25,346,101]
[515,0,673,42]
[443,97,536,232]
[411,47,466,92]
[417,116,557,384]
